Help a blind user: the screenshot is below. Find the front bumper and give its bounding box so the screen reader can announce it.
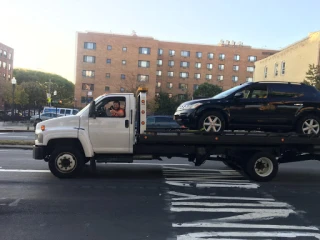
[33,145,46,160]
[174,109,197,129]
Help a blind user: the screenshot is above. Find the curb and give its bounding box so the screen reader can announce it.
[0,130,34,132]
[0,145,33,150]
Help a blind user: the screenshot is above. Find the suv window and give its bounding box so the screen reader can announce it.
[269,84,305,99]
[240,84,268,99]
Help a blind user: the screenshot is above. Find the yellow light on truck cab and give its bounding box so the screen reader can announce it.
[41,125,45,131]
[137,87,148,92]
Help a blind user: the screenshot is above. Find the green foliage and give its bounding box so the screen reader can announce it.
[150,92,191,115]
[303,64,320,90]
[2,82,29,106]
[193,82,223,98]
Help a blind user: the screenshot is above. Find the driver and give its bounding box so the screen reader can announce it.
[108,100,125,117]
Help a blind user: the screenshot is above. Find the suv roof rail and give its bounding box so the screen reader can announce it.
[255,81,305,85]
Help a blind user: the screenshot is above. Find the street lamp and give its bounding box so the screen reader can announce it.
[11,77,17,122]
[53,90,57,115]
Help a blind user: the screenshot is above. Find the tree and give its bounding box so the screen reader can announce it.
[2,82,29,108]
[193,82,223,99]
[150,92,190,115]
[303,64,320,90]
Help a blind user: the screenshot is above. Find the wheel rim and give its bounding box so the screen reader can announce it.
[254,157,273,177]
[56,153,77,173]
[203,115,222,132]
[302,119,320,135]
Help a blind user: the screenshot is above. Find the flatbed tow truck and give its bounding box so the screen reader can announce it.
[33,88,320,181]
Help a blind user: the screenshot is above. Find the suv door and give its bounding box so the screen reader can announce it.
[229,83,271,126]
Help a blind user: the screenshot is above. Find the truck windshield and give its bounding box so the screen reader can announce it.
[212,84,248,99]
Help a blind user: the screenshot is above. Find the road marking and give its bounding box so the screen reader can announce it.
[166,181,259,189]
[163,167,237,172]
[173,222,319,230]
[172,201,290,208]
[0,169,50,173]
[108,163,191,166]
[9,198,21,207]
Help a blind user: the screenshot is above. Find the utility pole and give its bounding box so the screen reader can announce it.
[48,79,51,107]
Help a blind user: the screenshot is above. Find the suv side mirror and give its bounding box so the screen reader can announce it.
[89,101,96,119]
[234,92,244,99]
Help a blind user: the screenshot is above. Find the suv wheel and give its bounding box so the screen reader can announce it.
[296,115,320,135]
[198,111,225,133]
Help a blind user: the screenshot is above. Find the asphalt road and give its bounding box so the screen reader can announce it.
[0,132,34,141]
[1,150,320,240]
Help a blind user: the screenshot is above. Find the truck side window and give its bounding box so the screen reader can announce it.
[95,97,126,118]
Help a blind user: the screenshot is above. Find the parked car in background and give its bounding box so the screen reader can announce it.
[174,81,320,135]
[30,113,64,126]
[42,107,79,116]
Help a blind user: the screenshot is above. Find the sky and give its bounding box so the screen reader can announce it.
[1,0,319,83]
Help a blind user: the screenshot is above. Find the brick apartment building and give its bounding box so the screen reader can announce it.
[0,42,14,110]
[75,31,278,107]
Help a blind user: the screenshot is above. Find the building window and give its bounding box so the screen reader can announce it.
[168,93,173,98]
[168,71,174,77]
[158,48,163,55]
[137,75,149,82]
[3,51,7,57]
[120,87,125,92]
[81,96,93,104]
[84,42,96,50]
[219,54,225,60]
[156,93,160,97]
[233,65,239,71]
[194,73,201,79]
[156,82,161,88]
[106,59,111,64]
[207,63,213,70]
[8,53,12,59]
[180,72,189,78]
[246,77,253,82]
[206,74,212,80]
[168,60,174,67]
[82,83,94,91]
[179,83,188,90]
[156,70,162,76]
[82,70,95,77]
[8,74,11,80]
[196,52,202,58]
[0,61,1,67]
[107,45,112,50]
[122,47,127,52]
[157,59,163,66]
[178,94,186,100]
[193,84,199,90]
[181,51,190,57]
[217,75,224,81]
[264,66,268,78]
[248,56,257,62]
[0,49,2,56]
[121,74,126,79]
[122,60,126,65]
[232,76,239,82]
[3,73,6,78]
[167,82,173,89]
[138,60,150,68]
[83,55,96,63]
[106,73,110,78]
[218,64,224,70]
[169,50,175,56]
[180,61,189,68]
[208,53,214,59]
[139,47,151,55]
[247,66,254,72]
[281,61,286,75]
[274,63,279,76]
[105,86,110,91]
[8,64,11,70]
[234,55,240,61]
[195,62,201,69]
[3,62,6,69]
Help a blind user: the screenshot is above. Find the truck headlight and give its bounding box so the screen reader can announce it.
[36,133,43,143]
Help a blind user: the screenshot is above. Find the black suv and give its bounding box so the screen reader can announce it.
[174,81,320,135]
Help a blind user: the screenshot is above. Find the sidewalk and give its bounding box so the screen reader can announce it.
[0,121,34,132]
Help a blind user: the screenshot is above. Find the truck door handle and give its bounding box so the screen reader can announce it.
[125,120,129,128]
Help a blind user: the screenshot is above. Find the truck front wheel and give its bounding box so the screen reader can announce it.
[48,146,85,178]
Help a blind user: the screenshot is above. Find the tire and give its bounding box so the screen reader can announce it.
[48,146,85,178]
[198,111,226,133]
[245,152,278,182]
[296,115,320,136]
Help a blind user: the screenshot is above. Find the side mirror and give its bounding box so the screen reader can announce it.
[88,101,96,119]
[234,92,244,99]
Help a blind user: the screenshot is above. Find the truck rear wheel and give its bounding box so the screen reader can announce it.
[245,152,278,182]
[48,146,84,178]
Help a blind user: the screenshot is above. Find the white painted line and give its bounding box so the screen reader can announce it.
[163,172,241,176]
[170,207,294,214]
[172,201,290,208]
[163,167,237,172]
[165,176,243,181]
[9,198,21,207]
[166,181,258,189]
[176,231,320,239]
[0,169,50,173]
[107,163,191,166]
[168,191,275,202]
[167,179,250,182]
[172,222,319,231]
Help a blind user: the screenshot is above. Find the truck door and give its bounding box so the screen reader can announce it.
[88,95,132,154]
